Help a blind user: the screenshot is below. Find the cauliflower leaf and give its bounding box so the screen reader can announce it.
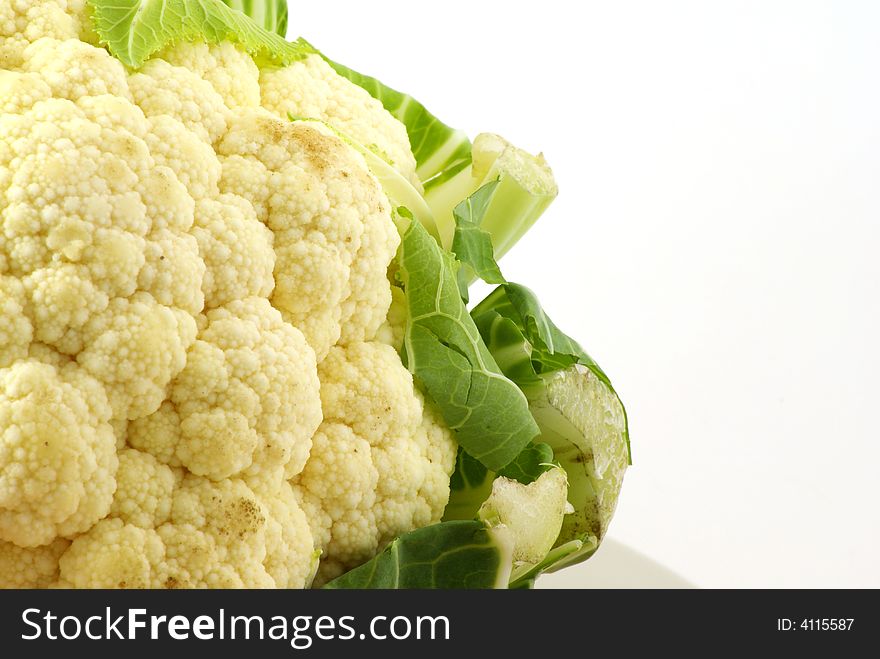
[222,0,287,36]
[325,520,513,590]
[89,0,312,69]
[395,213,539,472]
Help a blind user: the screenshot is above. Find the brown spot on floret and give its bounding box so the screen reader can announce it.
[291,124,338,172]
[223,497,265,541]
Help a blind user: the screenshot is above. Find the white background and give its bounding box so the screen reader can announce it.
[290,1,880,588]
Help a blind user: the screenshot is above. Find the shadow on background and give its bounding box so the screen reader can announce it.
[537,538,694,589]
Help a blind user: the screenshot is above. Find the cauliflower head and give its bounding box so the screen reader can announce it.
[0,1,456,589]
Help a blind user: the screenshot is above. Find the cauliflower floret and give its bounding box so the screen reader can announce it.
[131,298,322,483]
[160,41,262,110]
[375,285,407,352]
[77,294,197,420]
[0,90,202,372]
[57,518,165,589]
[0,70,51,113]
[296,423,378,578]
[251,478,318,588]
[59,474,315,589]
[0,98,151,278]
[0,276,32,368]
[166,476,276,587]
[261,54,420,189]
[127,401,184,468]
[24,264,109,355]
[338,182,400,345]
[192,195,276,309]
[23,37,130,102]
[110,448,175,529]
[129,58,229,144]
[0,0,87,69]
[145,115,222,201]
[0,537,69,588]
[0,361,117,547]
[295,342,456,583]
[218,113,399,359]
[138,229,206,316]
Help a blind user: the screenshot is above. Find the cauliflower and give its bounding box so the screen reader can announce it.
[0,0,629,590]
[0,1,455,589]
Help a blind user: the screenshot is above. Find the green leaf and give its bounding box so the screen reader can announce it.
[443,448,492,521]
[88,0,314,69]
[220,0,287,36]
[325,60,473,189]
[472,283,619,391]
[324,521,513,589]
[448,447,489,503]
[496,442,555,484]
[451,179,507,295]
[395,215,539,472]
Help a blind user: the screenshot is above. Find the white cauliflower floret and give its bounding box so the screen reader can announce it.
[23,37,130,102]
[110,448,176,529]
[129,58,228,144]
[0,90,201,376]
[296,342,456,584]
[24,264,109,355]
[160,41,262,110]
[129,298,322,484]
[192,195,276,309]
[0,361,117,547]
[77,294,198,420]
[0,537,69,588]
[261,54,420,188]
[138,229,206,316]
[0,0,87,69]
[296,423,377,576]
[0,70,51,113]
[58,474,315,589]
[166,476,277,587]
[0,276,32,368]
[218,113,399,359]
[127,401,185,468]
[145,115,222,202]
[57,518,166,589]
[252,478,318,588]
[0,97,150,279]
